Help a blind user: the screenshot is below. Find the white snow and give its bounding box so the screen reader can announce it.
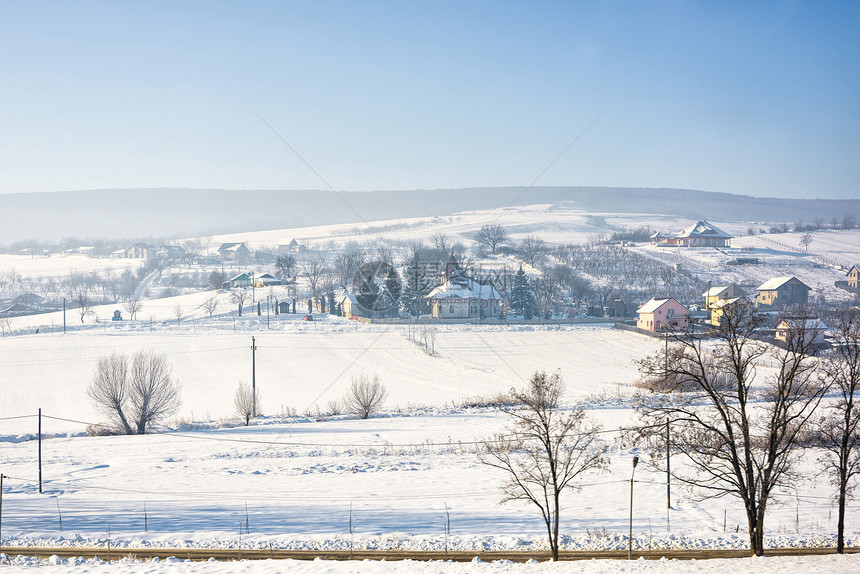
[1,553,859,574]
[2,206,860,573]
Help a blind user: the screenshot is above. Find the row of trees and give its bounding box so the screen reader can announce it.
[90,351,390,433]
[0,264,152,304]
[483,307,860,560]
[748,214,859,235]
[636,304,860,555]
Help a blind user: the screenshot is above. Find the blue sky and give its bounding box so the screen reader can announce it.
[1,1,857,199]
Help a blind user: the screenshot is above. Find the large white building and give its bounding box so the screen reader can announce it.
[426,255,501,319]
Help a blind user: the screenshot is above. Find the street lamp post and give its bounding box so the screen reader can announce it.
[629,455,639,560]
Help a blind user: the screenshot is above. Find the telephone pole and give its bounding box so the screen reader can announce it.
[38,408,43,493]
[0,473,4,545]
[251,337,257,417]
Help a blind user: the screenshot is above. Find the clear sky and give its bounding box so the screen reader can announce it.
[1,1,858,199]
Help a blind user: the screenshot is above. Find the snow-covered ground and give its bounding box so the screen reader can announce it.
[201,206,752,252]
[0,321,857,559]
[2,207,860,573]
[0,254,142,281]
[0,319,655,435]
[2,554,860,574]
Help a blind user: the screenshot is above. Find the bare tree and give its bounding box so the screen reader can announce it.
[73,289,93,323]
[88,353,133,434]
[799,232,814,253]
[374,244,394,266]
[275,254,298,279]
[480,371,608,561]
[299,253,329,297]
[123,297,143,320]
[327,398,342,415]
[231,289,249,316]
[520,236,547,268]
[474,224,509,255]
[637,301,826,556]
[818,310,860,553]
[567,274,594,309]
[234,381,261,425]
[127,351,182,433]
[343,374,388,419]
[0,318,11,337]
[202,296,219,317]
[431,232,450,254]
[173,304,184,325]
[88,351,181,434]
[532,274,560,320]
[207,270,226,291]
[333,243,365,287]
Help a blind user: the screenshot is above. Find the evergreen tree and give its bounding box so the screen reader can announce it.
[328,290,337,315]
[355,263,382,311]
[510,266,536,319]
[384,265,402,314]
[355,261,402,316]
[400,252,435,317]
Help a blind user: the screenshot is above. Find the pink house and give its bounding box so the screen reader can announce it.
[636,297,689,332]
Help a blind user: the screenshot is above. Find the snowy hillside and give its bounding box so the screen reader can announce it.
[0,319,657,436]
[1,204,859,568]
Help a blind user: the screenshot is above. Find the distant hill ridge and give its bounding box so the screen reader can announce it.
[0,186,856,243]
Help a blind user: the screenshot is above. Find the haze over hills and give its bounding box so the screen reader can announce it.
[1,186,857,244]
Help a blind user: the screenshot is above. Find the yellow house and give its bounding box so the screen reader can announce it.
[708,297,745,327]
[774,317,827,347]
[756,277,810,309]
[703,284,748,326]
[847,265,860,289]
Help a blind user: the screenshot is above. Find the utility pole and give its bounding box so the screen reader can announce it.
[664,332,669,375]
[0,473,4,546]
[63,298,66,334]
[38,408,42,493]
[666,418,671,510]
[266,295,270,329]
[251,336,257,417]
[629,456,639,560]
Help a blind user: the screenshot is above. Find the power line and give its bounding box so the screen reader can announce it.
[33,412,663,449]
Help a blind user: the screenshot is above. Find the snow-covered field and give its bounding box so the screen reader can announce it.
[0,320,857,559]
[3,554,860,574]
[202,206,752,253]
[0,318,656,435]
[0,254,142,280]
[2,207,860,573]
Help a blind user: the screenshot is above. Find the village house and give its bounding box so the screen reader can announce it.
[122,243,158,259]
[278,238,305,253]
[217,242,251,263]
[774,316,827,347]
[650,220,733,247]
[157,245,187,261]
[755,276,810,310]
[636,297,689,332]
[707,297,747,328]
[222,272,252,289]
[426,255,501,319]
[338,292,359,319]
[703,283,749,326]
[847,265,860,290]
[0,302,36,318]
[253,273,284,287]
